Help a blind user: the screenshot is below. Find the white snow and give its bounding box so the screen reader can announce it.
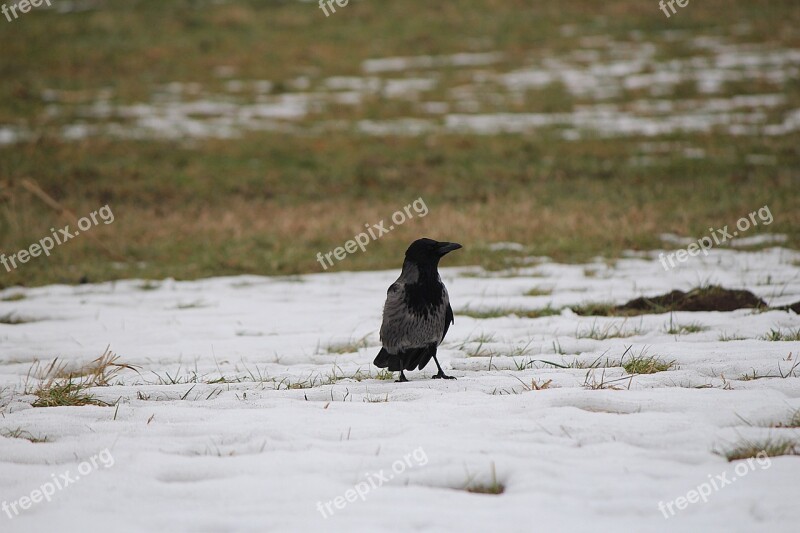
[4,33,798,144]
[361,53,503,74]
[729,234,789,248]
[1,247,799,532]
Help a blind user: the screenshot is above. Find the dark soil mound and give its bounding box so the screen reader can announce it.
[620,287,766,313]
[574,286,768,316]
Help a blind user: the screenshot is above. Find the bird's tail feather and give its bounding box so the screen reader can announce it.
[374,346,436,372]
[373,348,391,368]
[414,345,436,371]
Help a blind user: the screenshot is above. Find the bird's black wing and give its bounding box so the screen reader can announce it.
[376,279,447,371]
[379,281,406,348]
[373,347,391,368]
[380,281,445,348]
[441,302,454,343]
[374,345,434,371]
[375,282,410,370]
[406,344,436,371]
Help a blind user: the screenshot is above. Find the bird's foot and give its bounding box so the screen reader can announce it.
[432,371,456,380]
[395,372,409,383]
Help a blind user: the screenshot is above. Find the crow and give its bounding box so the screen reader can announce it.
[373,238,462,381]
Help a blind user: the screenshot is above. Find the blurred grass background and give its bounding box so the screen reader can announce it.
[0,0,799,287]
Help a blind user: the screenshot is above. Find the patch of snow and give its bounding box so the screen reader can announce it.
[487,242,525,252]
[0,248,799,531]
[362,52,503,73]
[729,234,789,248]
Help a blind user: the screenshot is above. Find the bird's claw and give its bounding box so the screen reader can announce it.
[432,372,456,380]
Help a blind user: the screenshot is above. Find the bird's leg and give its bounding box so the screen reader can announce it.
[431,354,456,380]
[396,359,409,382]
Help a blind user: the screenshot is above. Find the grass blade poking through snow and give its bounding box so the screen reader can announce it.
[25,347,137,408]
[719,437,799,462]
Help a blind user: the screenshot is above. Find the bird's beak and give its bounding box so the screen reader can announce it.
[437,242,463,256]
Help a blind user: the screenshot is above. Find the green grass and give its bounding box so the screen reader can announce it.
[325,335,371,354]
[582,369,633,390]
[773,410,800,428]
[524,287,553,297]
[134,363,398,392]
[0,428,47,443]
[467,482,505,495]
[173,300,211,310]
[571,302,618,317]
[31,380,107,408]
[665,320,708,335]
[507,341,535,358]
[719,332,748,341]
[364,394,390,403]
[375,369,394,380]
[720,437,799,462]
[3,123,798,290]
[575,319,643,340]
[622,355,676,375]
[275,377,318,390]
[464,463,504,495]
[458,306,561,319]
[761,327,800,341]
[523,354,618,370]
[739,359,800,380]
[25,348,135,407]
[459,333,497,357]
[3,0,795,114]
[0,312,38,324]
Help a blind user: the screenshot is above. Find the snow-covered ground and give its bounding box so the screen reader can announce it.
[1,247,799,532]
[3,33,799,145]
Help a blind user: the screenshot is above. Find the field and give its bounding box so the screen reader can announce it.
[0,0,799,285]
[1,1,800,532]
[1,248,800,531]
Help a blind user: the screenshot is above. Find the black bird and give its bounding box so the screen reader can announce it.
[373,238,462,381]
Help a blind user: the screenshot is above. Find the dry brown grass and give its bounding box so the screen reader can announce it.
[3,179,797,286]
[29,347,137,386]
[25,347,137,408]
[155,198,660,253]
[1,0,798,287]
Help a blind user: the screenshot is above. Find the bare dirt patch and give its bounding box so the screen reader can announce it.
[574,286,768,316]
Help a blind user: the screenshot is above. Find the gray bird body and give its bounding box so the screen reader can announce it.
[379,263,451,354]
[373,238,461,380]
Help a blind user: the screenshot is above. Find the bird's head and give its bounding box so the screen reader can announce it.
[405,238,463,265]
